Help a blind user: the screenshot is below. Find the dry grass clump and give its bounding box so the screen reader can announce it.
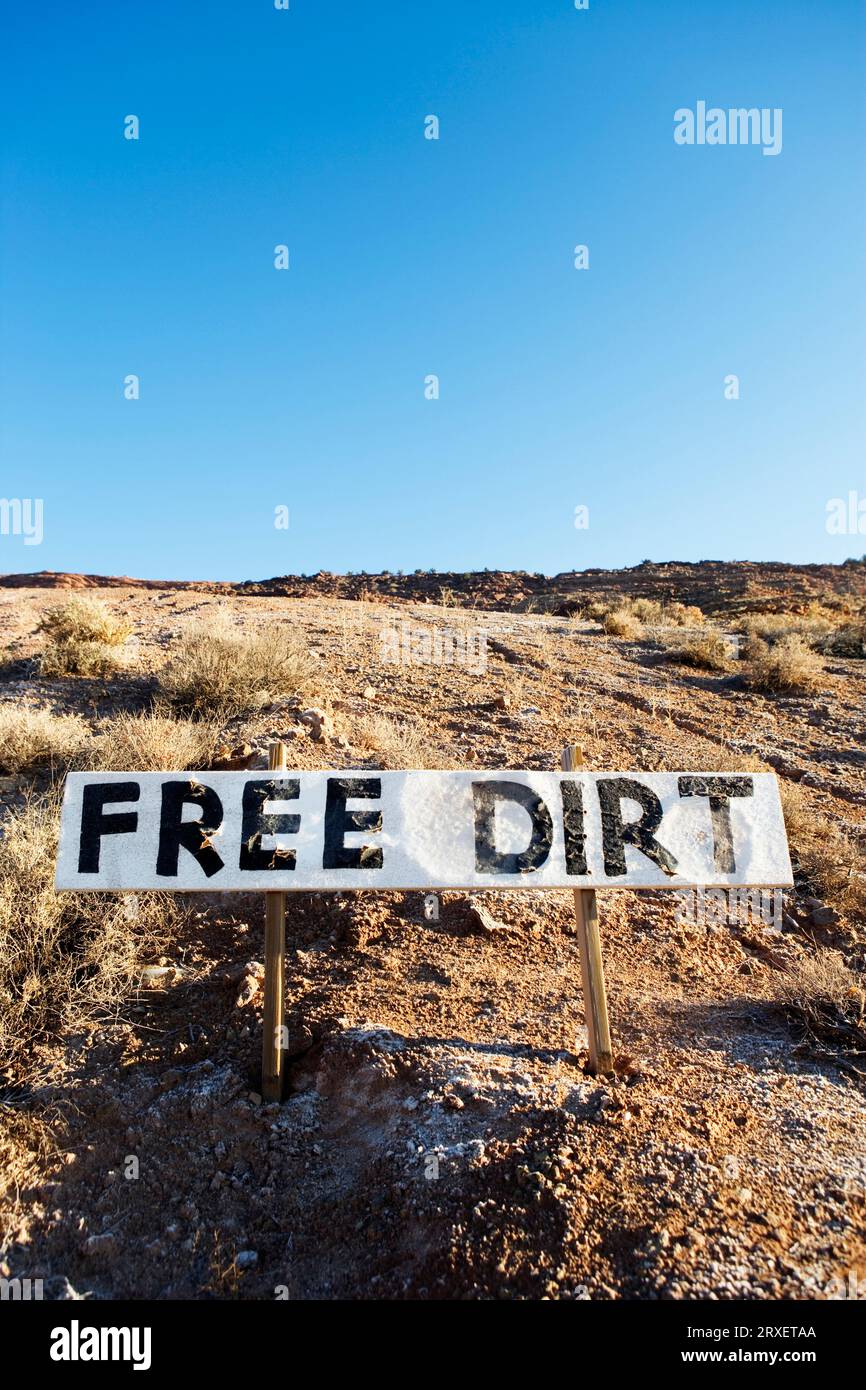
[159,612,318,719]
[603,608,643,640]
[585,599,610,622]
[0,792,185,1078]
[741,607,865,660]
[0,706,91,775]
[351,713,452,769]
[780,783,865,917]
[631,598,704,627]
[37,597,133,678]
[745,613,834,647]
[775,951,865,1051]
[742,633,824,693]
[664,629,730,672]
[593,596,704,637]
[666,601,705,627]
[89,711,221,771]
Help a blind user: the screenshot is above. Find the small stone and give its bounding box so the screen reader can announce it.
[810,906,839,927]
[298,708,334,741]
[236,1250,258,1270]
[235,976,260,1008]
[138,965,179,987]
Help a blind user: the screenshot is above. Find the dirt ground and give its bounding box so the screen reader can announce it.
[0,573,864,1300]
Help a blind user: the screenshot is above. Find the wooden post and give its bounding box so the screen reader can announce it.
[261,741,287,1102]
[561,744,614,1075]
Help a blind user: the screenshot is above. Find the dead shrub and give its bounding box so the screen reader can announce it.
[37,596,133,678]
[665,630,730,672]
[743,633,823,693]
[159,613,318,719]
[780,783,866,917]
[595,596,704,635]
[0,706,90,775]
[630,598,665,625]
[0,791,186,1079]
[824,620,866,659]
[603,609,643,640]
[89,711,221,771]
[665,602,705,627]
[745,613,833,648]
[351,713,452,769]
[775,952,865,1050]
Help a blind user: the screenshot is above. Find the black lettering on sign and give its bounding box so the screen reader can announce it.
[560,779,588,876]
[473,781,553,874]
[597,777,678,878]
[156,781,224,879]
[239,778,300,871]
[678,775,753,873]
[78,782,140,874]
[322,778,383,870]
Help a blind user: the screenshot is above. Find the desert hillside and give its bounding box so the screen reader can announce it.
[0,564,864,1300]
[4,557,865,618]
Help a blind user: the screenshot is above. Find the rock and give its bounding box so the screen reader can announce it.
[236,1250,258,1270]
[362,686,377,700]
[464,903,513,936]
[491,693,511,710]
[138,965,179,988]
[235,976,260,1008]
[211,742,255,771]
[810,906,839,927]
[298,708,334,741]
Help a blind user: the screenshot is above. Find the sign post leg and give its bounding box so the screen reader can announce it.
[261,741,287,1101]
[561,744,614,1075]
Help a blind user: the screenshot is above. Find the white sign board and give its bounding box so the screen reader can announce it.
[55,770,793,892]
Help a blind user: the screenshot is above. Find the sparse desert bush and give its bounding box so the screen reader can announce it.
[351,712,451,769]
[0,706,90,774]
[665,601,705,627]
[775,952,865,1050]
[741,608,865,662]
[744,613,834,648]
[594,596,704,634]
[743,634,823,693]
[89,711,221,771]
[603,608,643,640]
[0,791,186,1076]
[159,613,318,719]
[665,629,730,672]
[37,596,133,678]
[780,783,865,917]
[630,598,664,624]
[824,619,866,659]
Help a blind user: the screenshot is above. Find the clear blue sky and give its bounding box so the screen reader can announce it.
[1,0,864,581]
